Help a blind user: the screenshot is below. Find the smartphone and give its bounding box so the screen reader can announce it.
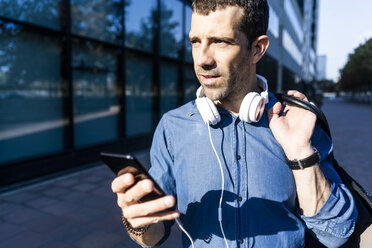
[100,152,170,204]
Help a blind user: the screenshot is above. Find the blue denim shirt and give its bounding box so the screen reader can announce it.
[149,93,357,248]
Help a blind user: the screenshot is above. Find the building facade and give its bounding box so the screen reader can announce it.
[317,55,327,81]
[0,0,320,190]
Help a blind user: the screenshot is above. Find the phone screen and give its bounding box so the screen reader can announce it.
[100,152,169,204]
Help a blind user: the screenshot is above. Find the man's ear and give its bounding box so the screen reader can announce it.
[250,35,269,64]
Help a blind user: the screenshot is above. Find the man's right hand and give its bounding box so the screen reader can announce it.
[111,172,180,230]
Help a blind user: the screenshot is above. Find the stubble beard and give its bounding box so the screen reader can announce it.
[199,65,242,103]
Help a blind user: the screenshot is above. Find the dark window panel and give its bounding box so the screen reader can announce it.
[183,65,198,103]
[184,4,192,62]
[71,0,123,44]
[72,40,121,148]
[125,52,153,137]
[0,23,64,163]
[0,0,61,30]
[160,0,183,58]
[160,61,178,116]
[125,0,157,52]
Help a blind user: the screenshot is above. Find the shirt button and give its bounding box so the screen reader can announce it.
[237,155,241,160]
[238,239,244,244]
[237,196,243,202]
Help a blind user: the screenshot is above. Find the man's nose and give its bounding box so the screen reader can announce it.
[196,44,215,68]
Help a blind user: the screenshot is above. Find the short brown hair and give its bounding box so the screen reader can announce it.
[192,0,269,48]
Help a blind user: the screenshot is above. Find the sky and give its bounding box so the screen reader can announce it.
[317,0,372,81]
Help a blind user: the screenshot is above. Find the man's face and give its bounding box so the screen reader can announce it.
[189,6,252,101]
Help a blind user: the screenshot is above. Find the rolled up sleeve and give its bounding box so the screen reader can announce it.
[301,181,357,247]
[301,125,358,247]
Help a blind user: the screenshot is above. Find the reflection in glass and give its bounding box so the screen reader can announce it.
[0,0,60,30]
[160,0,183,58]
[268,3,279,38]
[184,65,199,103]
[284,0,303,43]
[0,22,63,163]
[125,0,157,52]
[72,41,120,148]
[160,61,178,116]
[126,53,153,137]
[283,29,302,65]
[184,5,193,62]
[71,0,122,43]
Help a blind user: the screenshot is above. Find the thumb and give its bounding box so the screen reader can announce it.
[267,102,282,123]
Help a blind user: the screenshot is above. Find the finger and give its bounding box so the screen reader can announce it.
[267,102,282,122]
[111,173,135,193]
[117,193,129,208]
[129,210,180,228]
[124,195,177,219]
[272,101,282,114]
[121,179,154,205]
[287,90,308,101]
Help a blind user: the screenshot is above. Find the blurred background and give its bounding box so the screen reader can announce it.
[0,0,371,247]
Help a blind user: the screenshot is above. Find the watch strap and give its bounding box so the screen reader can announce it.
[286,149,320,170]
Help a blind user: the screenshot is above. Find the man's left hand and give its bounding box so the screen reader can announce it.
[267,90,316,160]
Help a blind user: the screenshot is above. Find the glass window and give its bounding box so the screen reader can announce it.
[284,0,303,43]
[184,65,198,103]
[0,0,60,30]
[125,0,157,52]
[0,22,64,164]
[125,53,153,137]
[160,0,183,58]
[160,61,178,116]
[283,29,302,65]
[72,40,120,148]
[268,3,279,38]
[71,0,122,44]
[184,5,193,62]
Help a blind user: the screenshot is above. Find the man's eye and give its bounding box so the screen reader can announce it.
[215,40,229,47]
[190,39,200,47]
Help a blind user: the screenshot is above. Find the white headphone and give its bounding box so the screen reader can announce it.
[195,74,269,125]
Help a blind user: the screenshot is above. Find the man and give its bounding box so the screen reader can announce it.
[111,0,357,247]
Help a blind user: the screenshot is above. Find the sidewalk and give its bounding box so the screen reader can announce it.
[0,150,181,248]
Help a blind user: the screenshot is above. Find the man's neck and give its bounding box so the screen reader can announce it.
[215,76,261,116]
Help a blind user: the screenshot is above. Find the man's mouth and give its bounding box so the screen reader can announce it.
[200,75,220,85]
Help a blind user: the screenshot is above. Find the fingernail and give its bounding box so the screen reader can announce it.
[164,197,174,207]
[172,212,180,218]
[123,174,132,184]
[142,181,152,192]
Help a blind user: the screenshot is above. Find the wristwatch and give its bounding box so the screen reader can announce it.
[286,148,320,170]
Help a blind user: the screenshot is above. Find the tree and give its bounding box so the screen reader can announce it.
[339,38,372,91]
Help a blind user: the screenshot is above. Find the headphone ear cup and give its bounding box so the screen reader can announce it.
[196,97,221,125]
[239,92,265,123]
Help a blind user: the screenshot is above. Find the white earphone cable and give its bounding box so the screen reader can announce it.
[175,218,195,248]
[173,125,230,248]
[207,125,230,248]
